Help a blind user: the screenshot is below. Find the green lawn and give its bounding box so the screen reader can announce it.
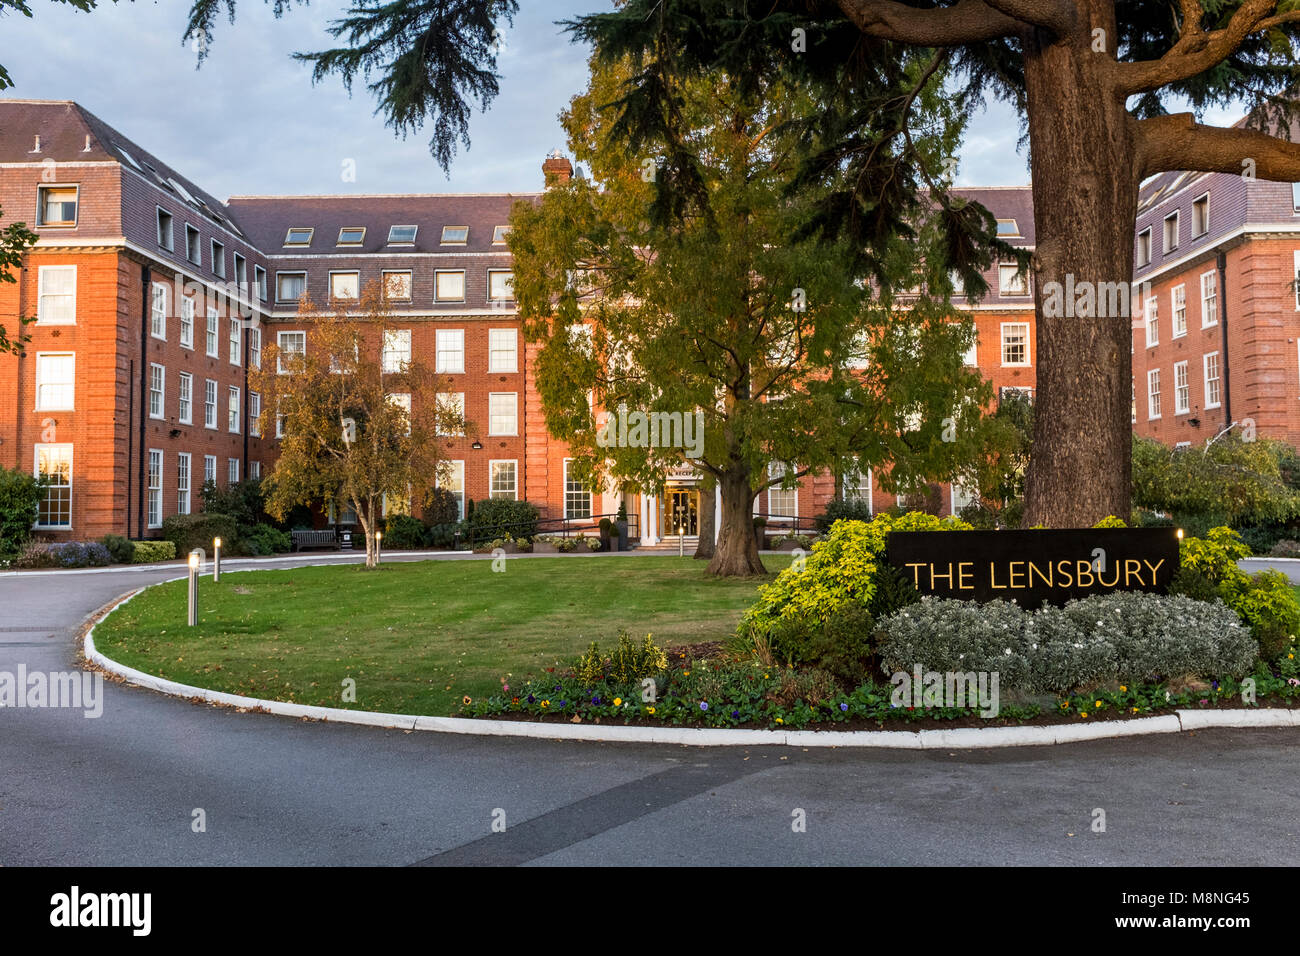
[94,555,790,716]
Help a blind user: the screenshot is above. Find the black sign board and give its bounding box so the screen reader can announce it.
[885,528,1180,609]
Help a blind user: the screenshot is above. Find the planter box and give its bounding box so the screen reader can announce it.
[533,542,559,554]
[775,539,806,552]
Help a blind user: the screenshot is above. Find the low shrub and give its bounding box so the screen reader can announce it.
[572,631,669,685]
[0,466,41,556]
[814,497,873,532]
[100,533,135,564]
[131,540,177,563]
[239,523,292,556]
[161,513,239,558]
[763,604,877,685]
[1227,570,1300,661]
[12,540,112,569]
[422,487,462,527]
[1236,524,1290,556]
[1269,538,1300,559]
[875,591,1256,695]
[382,513,426,550]
[467,498,539,543]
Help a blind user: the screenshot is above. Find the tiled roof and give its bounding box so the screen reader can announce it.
[953,186,1035,246]
[0,98,246,234]
[224,193,540,255]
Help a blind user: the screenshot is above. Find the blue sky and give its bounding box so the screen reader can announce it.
[0,1,1239,200]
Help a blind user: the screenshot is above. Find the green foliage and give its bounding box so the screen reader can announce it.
[1227,571,1300,661]
[1167,566,1220,604]
[575,642,604,685]
[866,561,923,621]
[100,534,135,564]
[764,604,876,684]
[814,497,873,532]
[467,497,539,542]
[200,478,271,529]
[0,465,41,555]
[1235,524,1291,556]
[382,513,426,550]
[422,487,462,527]
[161,513,239,559]
[955,390,1034,523]
[1179,526,1251,590]
[12,541,112,569]
[0,204,39,354]
[240,523,292,556]
[131,540,177,563]
[571,631,669,685]
[1092,515,1128,528]
[1269,538,1300,559]
[1133,435,1300,527]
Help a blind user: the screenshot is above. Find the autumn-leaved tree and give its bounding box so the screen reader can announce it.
[251,282,461,568]
[510,54,998,576]
[0,205,37,354]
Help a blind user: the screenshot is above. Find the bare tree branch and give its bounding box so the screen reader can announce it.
[1135,111,1300,180]
[835,0,1025,45]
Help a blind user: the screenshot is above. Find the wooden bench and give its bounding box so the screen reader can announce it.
[291,529,340,552]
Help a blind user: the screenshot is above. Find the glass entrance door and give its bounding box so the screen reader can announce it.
[666,487,699,536]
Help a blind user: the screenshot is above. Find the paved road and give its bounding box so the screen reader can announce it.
[1,553,1298,866]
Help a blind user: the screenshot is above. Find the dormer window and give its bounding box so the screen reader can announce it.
[440,225,469,244]
[284,227,314,247]
[1163,211,1179,253]
[492,225,510,244]
[37,186,78,227]
[1137,227,1152,267]
[387,224,418,244]
[1192,193,1209,237]
[337,227,366,245]
[995,219,1019,237]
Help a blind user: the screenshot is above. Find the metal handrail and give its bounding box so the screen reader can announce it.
[454,511,640,550]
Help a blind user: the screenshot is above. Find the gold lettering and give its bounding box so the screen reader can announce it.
[1008,561,1026,589]
[1076,560,1095,588]
[1056,559,1074,588]
[957,562,975,590]
[1143,559,1165,582]
[905,563,926,587]
[1028,561,1053,588]
[1124,558,1142,586]
[989,561,1007,589]
[1097,561,1121,587]
[929,563,955,589]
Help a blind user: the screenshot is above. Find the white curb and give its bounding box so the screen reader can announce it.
[82,586,1300,750]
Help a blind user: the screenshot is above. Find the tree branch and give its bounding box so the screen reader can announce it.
[835,0,1026,45]
[1116,0,1292,96]
[1135,111,1300,180]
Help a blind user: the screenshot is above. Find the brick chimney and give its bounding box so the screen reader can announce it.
[542,149,573,188]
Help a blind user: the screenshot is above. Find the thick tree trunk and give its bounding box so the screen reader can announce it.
[707,467,765,577]
[1020,21,1137,528]
[694,484,715,560]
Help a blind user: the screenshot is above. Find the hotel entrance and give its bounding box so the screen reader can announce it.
[663,485,699,538]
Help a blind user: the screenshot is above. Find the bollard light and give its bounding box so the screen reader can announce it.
[1176,528,1184,540]
[376,530,383,565]
[213,536,222,582]
[187,550,201,626]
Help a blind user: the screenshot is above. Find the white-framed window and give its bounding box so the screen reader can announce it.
[1137,228,1152,267]
[382,329,412,373]
[435,270,466,302]
[488,269,514,303]
[387,392,411,436]
[35,352,74,410]
[436,392,465,436]
[211,239,226,278]
[228,386,241,433]
[276,272,306,303]
[489,460,517,499]
[34,444,72,528]
[150,282,167,339]
[149,363,165,419]
[228,458,240,484]
[147,449,163,528]
[767,461,798,520]
[179,296,194,348]
[1204,352,1222,409]
[1144,296,1159,347]
[37,185,77,226]
[185,224,201,265]
[383,270,413,301]
[277,331,306,373]
[436,329,465,373]
[488,328,517,372]
[1192,192,1210,237]
[228,315,241,365]
[275,401,286,439]
[157,207,174,250]
[1172,284,1187,338]
[204,379,217,429]
[1201,270,1218,327]
[843,465,872,511]
[204,454,216,485]
[998,262,1029,296]
[249,391,261,437]
[1147,368,1162,420]
[488,392,517,435]
[249,461,261,480]
[255,265,268,301]
[37,265,76,324]
[1174,360,1190,414]
[249,326,261,369]
[960,327,977,367]
[234,252,247,290]
[205,308,218,357]
[1163,211,1179,253]
[329,271,359,300]
[437,460,466,519]
[440,225,469,244]
[1000,322,1029,366]
[951,483,977,515]
[563,459,592,519]
[177,452,191,515]
[178,372,192,424]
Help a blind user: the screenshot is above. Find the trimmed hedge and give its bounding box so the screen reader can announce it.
[161,513,239,558]
[131,540,177,563]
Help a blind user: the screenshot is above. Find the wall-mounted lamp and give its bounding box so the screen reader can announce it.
[471,440,483,450]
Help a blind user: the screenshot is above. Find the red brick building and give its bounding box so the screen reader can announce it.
[0,100,1058,545]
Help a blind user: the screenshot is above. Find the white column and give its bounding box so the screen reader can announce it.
[640,493,653,546]
[714,484,721,544]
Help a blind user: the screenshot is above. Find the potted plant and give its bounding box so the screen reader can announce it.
[533,535,559,555]
[753,515,768,549]
[615,501,630,549]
